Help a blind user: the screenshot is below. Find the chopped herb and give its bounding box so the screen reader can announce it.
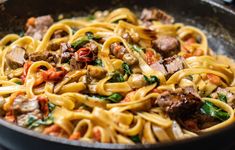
[144,75,160,86]
[28,115,54,129]
[93,59,103,66]
[27,115,38,126]
[109,71,124,82]
[86,32,94,40]
[130,135,141,143]
[92,95,107,100]
[122,63,132,75]
[15,81,22,85]
[71,37,89,49]
[131,44,143,52]
[92,93,123,103]
[87,15,95,21]
[19,30,25,37]
[218,93,227,103]
[186,75,193,81]
[200,101,229,121]
[48,102,56,112]
[107,93,123,103]
[72,29,77,35]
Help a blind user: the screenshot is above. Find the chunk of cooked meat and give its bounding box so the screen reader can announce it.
[110,42,127,59]
[12,96,39,114]
[127,74,147,89]
[152,36,180,58]
[87,65,107,79]
[122,53,137,65]
[6,46,26,69]
[70,57,82,70]
[61,42,75,53]
[155,88,203,119]
[17,109,42,127]
[150,55,184,78]
[25,15,54,40]
[47,43,61,51]
[83,42,98,54]
[140,8,174,25]
[60,43,75,63]
[27,51,59,66]
[178,112,221,132]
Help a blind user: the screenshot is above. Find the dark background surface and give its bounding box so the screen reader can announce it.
[0,0,234,150]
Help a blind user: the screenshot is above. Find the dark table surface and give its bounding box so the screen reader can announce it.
[0,0,234,150]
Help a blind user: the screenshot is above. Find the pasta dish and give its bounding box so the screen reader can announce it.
[0,8,235,144]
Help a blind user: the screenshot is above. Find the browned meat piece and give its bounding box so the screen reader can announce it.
[61,42,75,53]
[12,96,39,114]
[6,46,26,69]
[140,8,174,25]
[87,65,107,79]
[150,55,184,78]
[83,42,98,54]
[25,15,54,40]
[110,42,127,59]
[70,57,82,70]
[17,109,42,127]
[152,36,180,58]
[47,43,61,51]
[155,88,203,119]
[28,51,59,66]
[179,112,220,132]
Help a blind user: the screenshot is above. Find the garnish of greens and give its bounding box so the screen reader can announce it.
[218,93,227,103]
[86,15,95,21]
[92,93,123,103]
[122,63,132,75]
[144,75,160,86]
[27,102,56,129]
[130,135,141,143]
[93,59,103,66]
[71,32,101,49]
[27,114,54,129]
[15,81,22,85]
[109,71,124,82]
[200,101,229,121]
[130,44,143,52]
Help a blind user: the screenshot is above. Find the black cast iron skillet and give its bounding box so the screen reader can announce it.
[0,0,235,150]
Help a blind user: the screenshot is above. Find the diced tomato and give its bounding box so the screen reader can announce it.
[93,128,101,142]
[42,67,67,82]
[146,49,156,65]
[4,111,16,123]
[185,37,196,44]
[69,132,81,140]
[75,47,94,62]
[37,96,49,117]
[207,73,221,85]
[26,17,36,27]
[43,124,61,135]
[21,61,32,83]
[151,88,163,94]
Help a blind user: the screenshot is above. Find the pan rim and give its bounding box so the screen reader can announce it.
[0,0,235,149]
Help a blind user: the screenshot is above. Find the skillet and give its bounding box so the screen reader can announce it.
[0,0,235,150]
